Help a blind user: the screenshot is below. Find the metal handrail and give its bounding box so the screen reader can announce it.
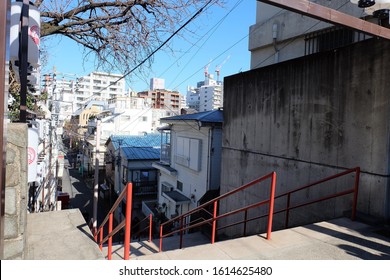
[159,172,277,252]
[132,214,153,242]
[213,167,360,231]
[274,167,360,228]
[95,182,154,260]
[94,182,134,260]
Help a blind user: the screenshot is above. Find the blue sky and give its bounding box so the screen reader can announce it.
[42,0,256,94]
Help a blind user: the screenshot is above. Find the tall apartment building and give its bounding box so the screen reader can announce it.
[186,73,223,112]
[74,72,126,110]
[42,73,76,127]
[137,89,182,113]
[43,71,126,116]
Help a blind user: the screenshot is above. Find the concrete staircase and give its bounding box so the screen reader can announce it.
[101,231,211,260]
[100,218,390,260]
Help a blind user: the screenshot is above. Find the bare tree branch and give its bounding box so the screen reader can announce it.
[34,0,224,74]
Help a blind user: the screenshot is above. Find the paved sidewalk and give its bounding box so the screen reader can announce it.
[26,209,104,260]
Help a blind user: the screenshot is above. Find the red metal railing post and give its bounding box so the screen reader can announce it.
[211,201,218,244]
[159,225,163,252]
[285,193,291,229]
[266,172,276,240]
[123,183,133,260]
[351,167,360,221]
[108,212,113,260]
[99,227,103,251]
[149,214,153,242]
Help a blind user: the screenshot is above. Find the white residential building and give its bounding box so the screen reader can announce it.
[186,73,223,112]
[43,73,76,127]
[74,72,126,110]
[152,109,223,219]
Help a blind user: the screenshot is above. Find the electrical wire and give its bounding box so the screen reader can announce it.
[164,0,244,89]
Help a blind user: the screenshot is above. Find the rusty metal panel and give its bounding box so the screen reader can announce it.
[258,0,390,40]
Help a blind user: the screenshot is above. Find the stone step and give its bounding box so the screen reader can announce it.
[101,231,211,260]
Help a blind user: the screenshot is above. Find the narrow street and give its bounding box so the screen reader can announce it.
[61,152,109,229]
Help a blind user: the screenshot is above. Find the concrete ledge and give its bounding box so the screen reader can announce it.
[26,209,104,260]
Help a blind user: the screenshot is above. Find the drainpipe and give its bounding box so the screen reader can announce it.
[272,23,279,63]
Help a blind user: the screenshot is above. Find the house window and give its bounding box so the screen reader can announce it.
[175,137,201,171]
[142,116,148,122]
[177,181,183,192]
[160,130,171,164]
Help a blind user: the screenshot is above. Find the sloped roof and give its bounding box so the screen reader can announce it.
[160,109,223,124]
[121,146,160,161]
[108,134,161,149]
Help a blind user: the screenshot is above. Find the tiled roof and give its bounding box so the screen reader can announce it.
[109,134,161,149]
[121,147,160,160]
[160,109,223,124]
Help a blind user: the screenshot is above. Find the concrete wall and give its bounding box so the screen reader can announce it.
[4,123,28,259]
[221,38,390,236]
[249,0,363,68]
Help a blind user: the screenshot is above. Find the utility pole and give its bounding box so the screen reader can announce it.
[92,119,101,234]
[19,0,29,123]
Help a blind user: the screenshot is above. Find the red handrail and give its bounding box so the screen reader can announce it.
[159,171,277,252]
[274,167,360,228]
[95,182,154,260]
[132,214,153,242]
[95,182,134,260]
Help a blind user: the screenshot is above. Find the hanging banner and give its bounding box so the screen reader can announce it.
[28,127,39,183]
[10,2,41,67]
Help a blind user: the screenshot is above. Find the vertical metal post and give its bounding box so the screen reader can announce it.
[99,228,103,251]
[351,167,360,221]
[123,183,133,260]
[148,213,152,242]
[159,225,163,252]
[266,172,276,240]
[108,212,113,260]
[0,0,10,260]
[211,200,218,244]
[285,193,291,229]
[92,119,101,234]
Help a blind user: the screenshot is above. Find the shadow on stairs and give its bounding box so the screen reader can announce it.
[101,231,211,260]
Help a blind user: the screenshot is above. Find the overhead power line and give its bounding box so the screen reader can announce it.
[110,0,215,86]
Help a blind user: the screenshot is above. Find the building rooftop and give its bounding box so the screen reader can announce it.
[121,146,160,161]
[108,134,161,149]
[161,109,223,124]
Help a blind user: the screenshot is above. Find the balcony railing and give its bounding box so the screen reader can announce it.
[133,181,158,196]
